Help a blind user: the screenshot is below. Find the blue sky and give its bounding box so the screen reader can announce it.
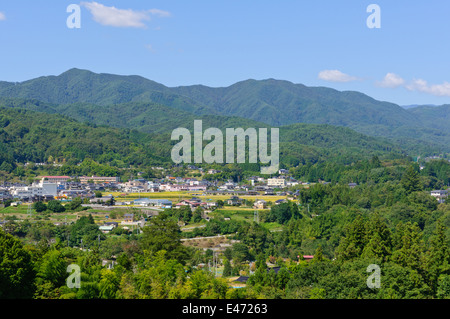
[1,1,450,106]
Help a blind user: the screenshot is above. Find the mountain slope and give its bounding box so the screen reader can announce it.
[0,106,405,175]
[172,79,422,128]
[0,69,422,128]
[0,107,170,169]
[0,69,448,154]
[407,104,450,133]
[0,69,211,115]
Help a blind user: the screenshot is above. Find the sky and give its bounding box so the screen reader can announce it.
[1,1,450,106]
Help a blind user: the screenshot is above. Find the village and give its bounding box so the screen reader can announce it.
[0,168,328,287]
[1,165,448,288]
[0,167,305,206]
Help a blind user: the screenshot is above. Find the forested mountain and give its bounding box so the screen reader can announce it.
[0,107,171,173]
[0,69,449,155]
[0,107,405,178]
[407,104,450,133]
[0,69,210,115]
[173,79,419,127]
[0,97,262,134]
[0,69,420,128]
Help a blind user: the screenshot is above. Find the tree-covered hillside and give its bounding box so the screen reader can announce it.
[0,107,170,175]
[0,107,408,181]
[0,69,448,155]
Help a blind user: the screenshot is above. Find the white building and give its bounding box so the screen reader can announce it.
[133,198,172,208]
[79,176,120,184]
[267,178,287,188]
[431,190,448,203]
[10,181,57,199]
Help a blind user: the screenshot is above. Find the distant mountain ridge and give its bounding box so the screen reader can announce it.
[0,69,211,115]
[0,68,448,154]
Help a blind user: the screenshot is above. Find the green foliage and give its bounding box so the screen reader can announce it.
[265,201,300,225]
[68,214,103,248]
[35,249,67,298]
[0,228,36,298]
[65,197,82,211]
[401,165,423,194]
[47,200,66,213]
[33,201,47,213]
[140,212,188,263]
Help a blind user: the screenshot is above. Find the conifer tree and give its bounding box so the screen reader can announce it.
[425,220,450,293]
[335,215,367,261]
[391,222,425,272]
[401,165,422,194]
[361,213,392,262]
[313,244,324,263]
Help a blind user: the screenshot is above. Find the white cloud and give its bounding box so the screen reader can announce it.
[148,9,171,18]
[406,79,450,97]
[81,2,170,28]
[318,69,359,83]
[376,73,405,88]
[375,72,450,97]
[0,12,6,21]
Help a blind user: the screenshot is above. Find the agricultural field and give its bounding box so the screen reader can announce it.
[110,190,290,203]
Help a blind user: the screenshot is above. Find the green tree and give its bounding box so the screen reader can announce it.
[0,228,36,298]
[391,222,425,272]
[98,268,120,299]
[436,274,450,299]
[401,165,422,194]
[424,220,450,293]
[47,200,66,213]
[361,213,392,262]
[36,250,67,287]
[223,259,232,277]
[232,243,250,264]
[66,197,82,211]
[33,201,47,213]
[313,244,324,263]
[216,200,224,208]
[335,215,368,262]
[69,214,103,248]
[135,250,186,299]
[117,253,132,271]
[140,212,187,263]
[192,207,203,223]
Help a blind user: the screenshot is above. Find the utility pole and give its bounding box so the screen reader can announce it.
[212,251,218,277]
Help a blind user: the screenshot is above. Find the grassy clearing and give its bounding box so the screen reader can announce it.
[260,222,284,232]
[210,209,255,222]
